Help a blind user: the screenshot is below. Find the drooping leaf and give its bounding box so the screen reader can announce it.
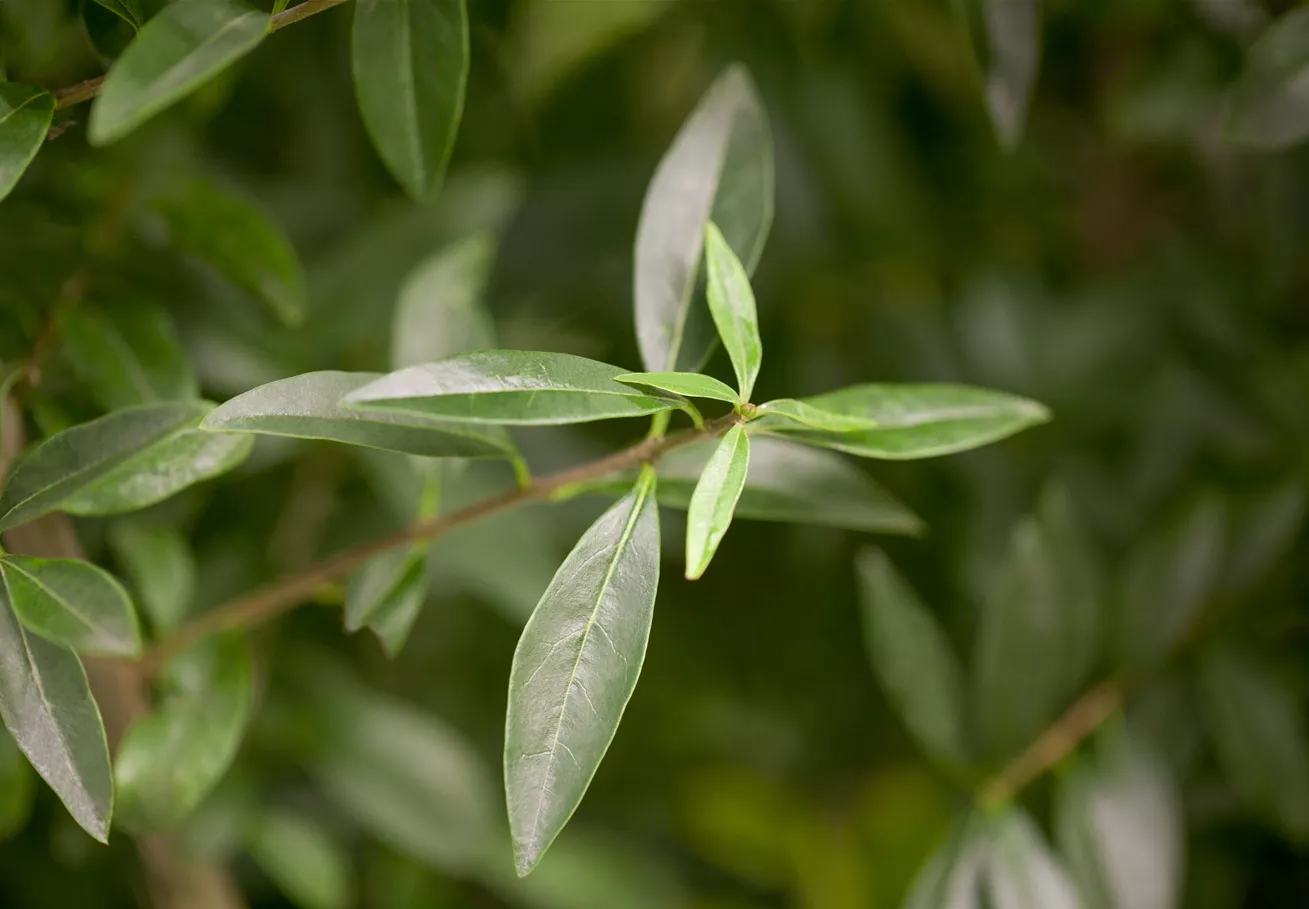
[392,232,497,370]
[0,593,112,842]
[0,555,141,658]
[346,351,683,426]
[756,384,1050,460]
[754,398,879,433]
[634,65,773,374]
[685,425,748,580]
[248,810,354,909]
[857,550,970,770]
[1198,647,1309,842]
[0,84,54,204]
[114,635,254,833]
[88,0,270,146]
[344,547,428,657]
[0,401,250,531]
[981,0,1041,150]
[106,520,196,633]
[901,813,986,909]
[505,467,660,876]
[0,728,35,840]
[615,371,740,405]
[203,371,514,458]
[703,222,762,402]
[61,300,198,411]
[984,809,1081,909]
[352,0,469,199]
[1225,8,1309,149]
[155,178,306,326]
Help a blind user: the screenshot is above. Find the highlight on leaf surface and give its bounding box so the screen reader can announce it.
[615,371,741,406]
[0,556,141,659]
[685,425,749,580]
[703,222,763,403]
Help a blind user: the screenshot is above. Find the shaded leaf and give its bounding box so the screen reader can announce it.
[248,810,353,909]
[615,371,740,405]
[0,555,140,658]
[344,547,428,657]
[703,222,762,402]
[901,813,986,909]
[89,0,143,28]
[1225,7,1309,149]
[1221,481,1304,595]
[106,520,196,634]
[983,0,1041,150]
[61,300,198,411]
[0,728,35,840]
[685,425,748,580]
[392,232,497,370]
[0,84,54,204]
[984,809,1081,909]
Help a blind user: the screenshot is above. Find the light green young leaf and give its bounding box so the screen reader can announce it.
[203,371,514,458]
[345,547,428,657]
[703,222,762,402]
[0,728,35,840]
[755,398,879,432]
[392,233,497,370]
[114,635,254,833]
[857,550,970,771]
[615,371,740,405]
[685,425,748,580]
[982,0,1041,150]
[346,351,683,426]
[352,0,469,199]
[755,383,1049,460]
[88,0,269,146]
[61,300,198,411]
[901,813,986,909]
[635,64,773,374]
[505,467,660,876]
[0,594,113,842]
[107,520,196,633]
[1198,647,1309,842]
[984,809,1081,909]
[248,810,354,909]
[0,84,54,204]
[0,556,141,658]
[0,401,249,531]
[155,178,306,326]
[90,0,144,28]
[1225,8,1309,149]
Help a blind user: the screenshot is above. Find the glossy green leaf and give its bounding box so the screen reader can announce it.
[0,84,54,204]
[0,728,35,840]
[0,594,112,842]
[345,547,428,657]
[155,178,306,326]
[1198,647,1309,842]
[90,0,144,28]
[0,556,140,658]
[984,809,1080,909]
[0,401,249,531]
[1225,8,1309,149]
[857,550,970,770]
[901,814,985,909]
[754,398,879,433]
[703,222,762,402]
[635,64,773,373]
[615,371,740,405]
[505,467,660,876]
[114,635,254,833]
[685,426,748,580]
[352,0,469,199]
[248,810,353,909]
[982,0,1040,150]
[61,300,198,411]
[392,233,497,370]
[756,383,1050,460]
[346,351,682,426]
[203,371,513,458]
[88,0,269,146]
[107,520,196,633]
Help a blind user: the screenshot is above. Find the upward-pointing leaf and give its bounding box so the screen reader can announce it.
[107,521,196,634]
[505,467,660,876]
[901,813,986,909]
[703,222,762,402]
[0,593,112,843]
[685,425,749,580]
[352,0,470,199]
[0,556,141,659]
[982,0,1041,150]
[635,65,773,374]
[1225,8,1309,150]
[984,809,1081,909]
[0,84,54,204]
[88,0,270,146]
[392,233,497,370]
[61,300,198,411]
[89,0,143,28]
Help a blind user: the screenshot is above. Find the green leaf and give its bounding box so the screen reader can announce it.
[347,351,683,426]
[0,556,140,658]
[1055,727,1183,909]
[0,728,36,840]
[0,84,54,204]
[982,0,1041,150]
[901,814,986,909]
[89,0,144,28]
[61,300,198,411]
[345,547,428,657]
[614,371,740,405]
[392,233,497,370]
[88,0,270,146]
[0,593,113,842]
[1036,484,1102,704]
[505,467,660,876]
[756,383,1050,460]
[984,809,1080,909]
[203,371,514,458]
[635,64,773,374]
[1225,8,1309,149]
[248,810,354,909]
[106,520,196,634]
[1198,647,1309,842]
[114,635,254,833]
[703,222,762,402]
[0,401,250,531]
[155,178,306,326]
[352,0,470,199]
[685,426,748,580]
[857,550,970,771]
[84,1,139,63]
[754,398,879,433]
[1222,481,1305,596]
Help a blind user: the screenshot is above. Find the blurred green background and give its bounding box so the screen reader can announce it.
[3,0,1309,906]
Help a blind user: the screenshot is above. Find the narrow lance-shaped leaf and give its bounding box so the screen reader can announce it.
[901,813,986,909]
[1225,8,1309,150]
[0,84,54,204]
[755,398,878,432]
[0,593,113,842]
[344,547,428,658]
[635,64,773,374]
[703,222,762,402]
[61,300,198,411]
[685,425,749,580]
[89,0,270,146]
[392,233,497,370]
[984,809,1081,909]
[353,0,470,199]
[0,556,141,658]
[505,466,660,876]
[982,0,1041,150]
[615,371,740,406]
[248,810,354,909]
[89,0,143,29]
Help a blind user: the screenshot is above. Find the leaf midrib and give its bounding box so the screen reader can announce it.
[134,10,265,111]
[2,561,118,645]
[0,88,48,131]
